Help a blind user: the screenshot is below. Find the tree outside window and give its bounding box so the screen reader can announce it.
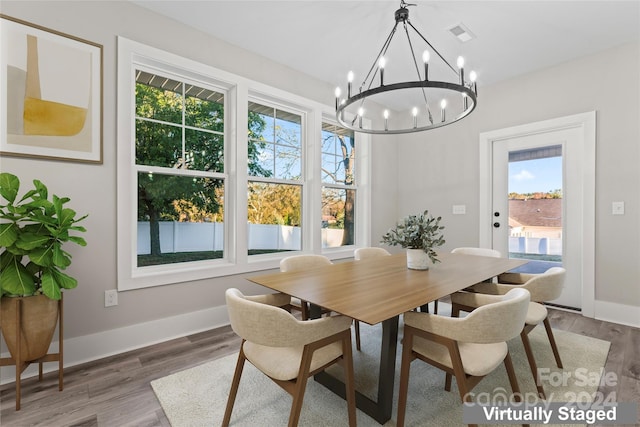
[321,123,356,247]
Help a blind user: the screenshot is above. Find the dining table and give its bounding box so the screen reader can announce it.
[247,251,528,424]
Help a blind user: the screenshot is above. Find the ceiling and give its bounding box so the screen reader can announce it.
[132,1,640,112]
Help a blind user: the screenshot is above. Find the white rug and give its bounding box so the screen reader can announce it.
[152,311,610,427]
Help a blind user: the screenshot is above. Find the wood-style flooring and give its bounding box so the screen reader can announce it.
[1,308,638,426]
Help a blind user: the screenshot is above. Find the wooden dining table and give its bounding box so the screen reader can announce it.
[247,251,527,424]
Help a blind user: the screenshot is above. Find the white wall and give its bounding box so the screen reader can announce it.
[396,42,640,314]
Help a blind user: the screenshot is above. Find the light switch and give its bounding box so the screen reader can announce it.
[452,205,466,215]
[612,201,625,215]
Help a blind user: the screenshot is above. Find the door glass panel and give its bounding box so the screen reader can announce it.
[507,145,563,271]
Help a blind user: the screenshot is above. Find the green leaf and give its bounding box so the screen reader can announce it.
[53,245,71,268]
[53,269,77,290]
[16,232,50,250]
[28,245,54,267]
[41,271,62,300]
[0,223,18,247]
[68,236,87,246]
[0,173,20,204]
[0,255,36,296]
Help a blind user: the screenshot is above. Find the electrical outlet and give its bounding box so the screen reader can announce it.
[452,204,466,215]
[612,201,625,215]
[105,290,118,307]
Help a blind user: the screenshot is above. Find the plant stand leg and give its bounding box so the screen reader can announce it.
[58,295,64,391]
[15,299,22,411]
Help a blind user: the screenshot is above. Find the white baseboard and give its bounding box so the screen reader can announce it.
[0,304,230,385]
[594,300,640,328]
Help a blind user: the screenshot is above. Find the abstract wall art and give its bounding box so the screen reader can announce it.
[1,15,103,163]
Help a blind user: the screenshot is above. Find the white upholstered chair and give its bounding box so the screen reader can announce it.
[352,247,392,350]
[451,246,501,258]
[280,254,333,320]
[451,266,566,398]
[223,288,356,427]
[397,288,531,427]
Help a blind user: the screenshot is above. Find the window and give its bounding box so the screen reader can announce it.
[247,102,303,254]
[135,70,226,267]
[117,38,370,290]
[321,122,356,248]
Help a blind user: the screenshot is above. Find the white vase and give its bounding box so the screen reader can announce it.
[406,248,430,270]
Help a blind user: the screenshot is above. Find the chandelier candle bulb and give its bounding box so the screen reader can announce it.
[470,71,477,95]
[347,71,354,98]
[358,107,364,128]
[334,87,341,110]
[422,50,430,81]
[412,107,418,128]
[384,109,389,131]
[457,56,465,85]
[440,99,447,122]
[462,92,469,110]
[379,57,386,86]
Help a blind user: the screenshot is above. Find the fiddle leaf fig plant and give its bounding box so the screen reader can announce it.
[0,172,87,300]
[381,209,445,263]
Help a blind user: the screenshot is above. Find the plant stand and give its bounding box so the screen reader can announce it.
[0,294,64,410]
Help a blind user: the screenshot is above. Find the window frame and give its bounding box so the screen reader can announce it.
[117,37,370,291]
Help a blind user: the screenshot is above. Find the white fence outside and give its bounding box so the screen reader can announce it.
[137,222,345,254]
[509,236,562,256]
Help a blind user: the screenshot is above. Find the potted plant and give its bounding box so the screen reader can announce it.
[0,172,87,364]
[381,210,445,270]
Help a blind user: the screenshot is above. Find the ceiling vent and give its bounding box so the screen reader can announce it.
[448,23,475,42]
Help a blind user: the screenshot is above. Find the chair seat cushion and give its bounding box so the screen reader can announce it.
[243,341,343,381]
[526,302,547,325]
[412,337,508,377]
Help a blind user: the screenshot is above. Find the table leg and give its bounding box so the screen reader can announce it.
[314,315,399,424]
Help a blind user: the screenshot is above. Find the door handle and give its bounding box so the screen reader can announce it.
[493,222,500,228]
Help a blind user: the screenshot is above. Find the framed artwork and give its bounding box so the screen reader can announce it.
[0,15,103,163]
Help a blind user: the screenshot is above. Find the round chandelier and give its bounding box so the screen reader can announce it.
[335,1,478,135]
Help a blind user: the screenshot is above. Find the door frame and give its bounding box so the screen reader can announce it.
[478,112,596,317]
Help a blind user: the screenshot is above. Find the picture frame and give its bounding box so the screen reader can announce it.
[0,15,103,163]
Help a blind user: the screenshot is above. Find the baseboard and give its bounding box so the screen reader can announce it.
[0,305,230,385]
[594,300,640,328]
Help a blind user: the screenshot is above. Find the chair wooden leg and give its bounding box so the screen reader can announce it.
[354,320,361,351]
[543,317,563,368]
[300,300,309,321]
[520,329,546,399]
[445,372,453,391]
[503,351,530,427]
[396,330,414,427]
[222,345,247,427]
[289,346,314,427]
[434,299,439,314]
[342,333,357,427]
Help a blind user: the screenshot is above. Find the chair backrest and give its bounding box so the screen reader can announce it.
[226,288,301,347]
[280,254,332,272]
[463,288,530,343]
[451,247,501,258]
[354,247,391,260]
[523,267,566,302]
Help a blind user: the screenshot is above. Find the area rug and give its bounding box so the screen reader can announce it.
[152,307,610,427]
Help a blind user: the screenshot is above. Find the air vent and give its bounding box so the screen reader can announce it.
[448,23,475,42]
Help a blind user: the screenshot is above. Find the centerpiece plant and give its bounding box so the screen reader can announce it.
[381,210,445,269]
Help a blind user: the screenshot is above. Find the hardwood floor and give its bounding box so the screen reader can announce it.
[1,308,638,426]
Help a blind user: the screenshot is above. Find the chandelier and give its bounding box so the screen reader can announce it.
[335,1,478,134]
